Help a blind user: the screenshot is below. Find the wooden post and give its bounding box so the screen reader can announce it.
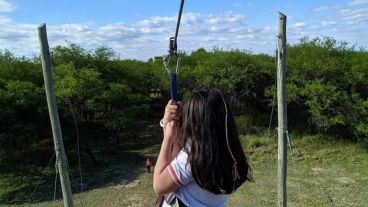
[38,23,74,207]
[277,12,287,207]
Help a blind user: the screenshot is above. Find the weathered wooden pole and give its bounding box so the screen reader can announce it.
[38,23,74,207]
[277,12,287,207]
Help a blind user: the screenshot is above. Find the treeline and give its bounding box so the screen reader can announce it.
[0,37,367,172]
[179,37,368,143]
[0,45,159,172]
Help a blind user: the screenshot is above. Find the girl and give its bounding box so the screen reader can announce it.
[153,89,252,207]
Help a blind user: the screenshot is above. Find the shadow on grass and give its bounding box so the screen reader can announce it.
[0,152,151,205]
[0,118,163,205]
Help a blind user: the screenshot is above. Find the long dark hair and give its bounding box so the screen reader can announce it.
[178,89,252,194]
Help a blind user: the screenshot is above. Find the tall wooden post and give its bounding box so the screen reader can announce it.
[38,23,74,207]
[277,12,287,207]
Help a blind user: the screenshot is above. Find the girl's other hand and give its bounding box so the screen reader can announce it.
[162,100,181,125]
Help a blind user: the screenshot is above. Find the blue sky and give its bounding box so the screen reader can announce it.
[0,0,367,60]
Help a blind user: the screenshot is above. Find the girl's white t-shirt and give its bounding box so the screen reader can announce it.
[164,149,228,207]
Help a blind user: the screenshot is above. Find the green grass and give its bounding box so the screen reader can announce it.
[228,134,368,207]
[1,132,367,207]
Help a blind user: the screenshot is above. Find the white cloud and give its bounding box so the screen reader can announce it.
[293,22,307,28]
[232,2,256,8]
[0,0,14,12]
[313,1,368,25]
[0,2,367,60]
[321,20,337,26]
[339,8,368,22]
[311,1,368,35]
[0,15,11,23]
[0,11,270,59]
[138,16,176,28]
[312,4,340,12]
[233,3,243,7]
[180,12,247,36]
[288,22,307,34]
[349,0,368,5]
[247,2,256,8]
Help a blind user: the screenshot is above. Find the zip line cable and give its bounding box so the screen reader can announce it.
[173,0,185,52]
[162,0,185,102]
[29,153,55,204]
[65,153,87,207]
[69,100,84,193]
[53,164,59,207]
[52,146,61,206]
[68,100,88,207]
[37,51,87,207]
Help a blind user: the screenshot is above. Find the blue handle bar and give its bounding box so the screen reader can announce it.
[170,73,177,101]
